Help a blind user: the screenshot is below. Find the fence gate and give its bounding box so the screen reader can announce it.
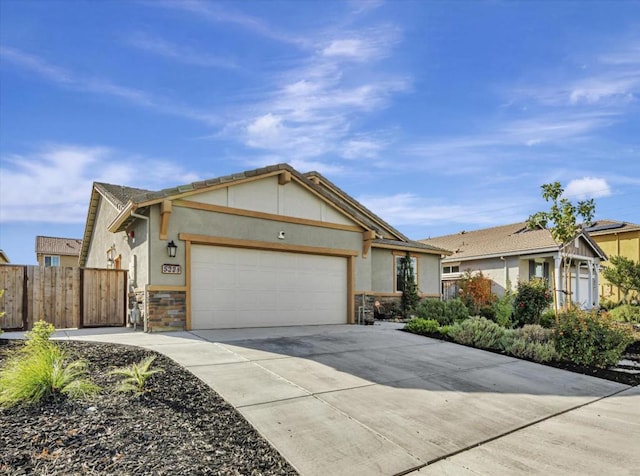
[82,268,127,327]
[0,265,127,331]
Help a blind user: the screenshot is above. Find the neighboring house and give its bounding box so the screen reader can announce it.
[80,163,449,332]
[0,249,9,264]
[421,222,607,309]
[586,219,640,303]
[35,236,82,267]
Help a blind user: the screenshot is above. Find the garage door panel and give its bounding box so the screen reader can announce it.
[191,245,347,329]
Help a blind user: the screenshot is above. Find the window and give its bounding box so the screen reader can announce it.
[395,255,417,292]
[443,265,460,274]
[44,255,60,267]
[529,260,550,281]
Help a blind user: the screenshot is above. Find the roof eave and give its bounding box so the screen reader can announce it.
[372,242,452,256]
[443,246,561,262]
[108,201,135,233]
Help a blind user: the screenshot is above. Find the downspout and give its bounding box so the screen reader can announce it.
[131,210,150,332]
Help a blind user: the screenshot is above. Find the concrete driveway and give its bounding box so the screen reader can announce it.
[8,323,638,475]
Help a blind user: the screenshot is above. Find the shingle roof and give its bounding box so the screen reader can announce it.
[85,163,450,259]
[373,238,450,254]
[94,182,153,210]
[420,222,560,261]
[35,236,82,256]
[304,171,412,243]
[102,164,294,208]
[585,219,640,236]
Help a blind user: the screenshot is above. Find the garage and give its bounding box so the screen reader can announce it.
[190,244,348,329]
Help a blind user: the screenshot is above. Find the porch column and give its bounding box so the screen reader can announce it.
[554,255,563,309]
[587,260,594,309]
[575,260,581,307]
[593,259,600,307]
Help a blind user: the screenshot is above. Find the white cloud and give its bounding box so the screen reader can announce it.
[0,145,200,223]
[0,46,219,126]
[358,193,527,228]
[341,138,385,159]
[564,177,612,199]
[152,0,309,48]
[126,32,237,69]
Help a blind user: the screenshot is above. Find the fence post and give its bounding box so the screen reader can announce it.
[22,266,28,331]
[79,268,84,329]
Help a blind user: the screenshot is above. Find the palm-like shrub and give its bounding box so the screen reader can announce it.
[109,355,164,394]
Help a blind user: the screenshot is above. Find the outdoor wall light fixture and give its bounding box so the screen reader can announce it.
[106,244,116,268]
[167,240,178,258]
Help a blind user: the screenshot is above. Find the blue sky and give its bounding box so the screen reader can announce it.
[1,0,639,265]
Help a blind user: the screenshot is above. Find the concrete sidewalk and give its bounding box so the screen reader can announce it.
[2,324,638,475]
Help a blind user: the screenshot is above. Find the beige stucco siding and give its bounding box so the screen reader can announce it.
[370,248,441,295]
[449,257,519,297]
[371,248,393,292]
[85,197,131,272]
[417,254,441,295]
[186,177,355,227]
[36,254,79,267]
[151,205,365,288]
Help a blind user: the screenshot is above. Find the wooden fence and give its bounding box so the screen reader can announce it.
[0,265,127,331]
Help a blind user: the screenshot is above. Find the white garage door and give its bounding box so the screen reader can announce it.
[191,245,348,329]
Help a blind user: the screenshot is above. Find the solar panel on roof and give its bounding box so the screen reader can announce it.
[586,223,624,232]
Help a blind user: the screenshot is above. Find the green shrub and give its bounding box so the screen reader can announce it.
[492,292,514,328]
[502,337,558,363]
[599,299,616,311]
[444,299,469,324]
[404,318,440,335]
[513,278,553,327]
[414,299,446,323]
[109,355,164,394]
[24,320,56,351]
[609,304,640,323]
[448,317,506,350]
[0,336,99,407]
[539,309,556,328]
[499,325,558,363]
[415,298,469,325]
[553,310,634,368]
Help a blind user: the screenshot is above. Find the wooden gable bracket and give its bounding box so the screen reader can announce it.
[159,200,172,240]
[279,170,292,185]
[362,230,376,258]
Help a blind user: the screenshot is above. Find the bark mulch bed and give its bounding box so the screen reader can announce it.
[0,340,298,476]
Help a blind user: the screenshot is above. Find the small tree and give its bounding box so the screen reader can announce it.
[527,182,595,314]
[601,255,640,304]
[458,270,495,315]
[399,253,419,317]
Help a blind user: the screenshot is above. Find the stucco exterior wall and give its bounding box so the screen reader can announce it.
[36,254,79,267]
[191,177,354,226]
[371,248,393,293]
[149,204,365,287]
[595,230,640,302]
[370,248,441,296]
[417,253,441,295]
[85,197,132,272]
[446,257,520,297]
